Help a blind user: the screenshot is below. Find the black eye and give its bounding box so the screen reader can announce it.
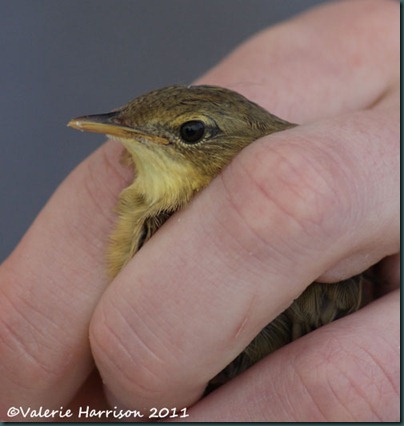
[180,120,205,144]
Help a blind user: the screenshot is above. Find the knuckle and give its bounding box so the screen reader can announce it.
[0,282,65,389]
[293,332,399,421]
[89,297,173,400]
[223,139,355,256]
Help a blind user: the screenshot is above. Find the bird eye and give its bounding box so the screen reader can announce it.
[180,120,205,144]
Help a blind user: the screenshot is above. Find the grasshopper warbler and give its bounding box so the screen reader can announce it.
[68,85,362,388]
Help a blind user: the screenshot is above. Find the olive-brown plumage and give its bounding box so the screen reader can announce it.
[68,85,362,389]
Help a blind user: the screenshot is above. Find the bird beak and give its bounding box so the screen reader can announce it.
[67,111,169,145]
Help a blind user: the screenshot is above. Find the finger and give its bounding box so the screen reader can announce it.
[90,101,398,412]
[184,290,400,422]
[0,140,130,419]
[196,0,399,123]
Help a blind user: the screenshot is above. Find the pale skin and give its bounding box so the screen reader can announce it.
[0,0,399,422]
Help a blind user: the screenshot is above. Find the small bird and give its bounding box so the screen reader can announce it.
[68,85,362,389]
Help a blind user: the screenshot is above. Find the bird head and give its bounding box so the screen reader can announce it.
[68,85,293,209]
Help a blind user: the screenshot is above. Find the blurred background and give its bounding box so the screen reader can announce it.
[1,0,331,262]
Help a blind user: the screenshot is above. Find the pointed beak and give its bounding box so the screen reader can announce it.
[67,111,169,145]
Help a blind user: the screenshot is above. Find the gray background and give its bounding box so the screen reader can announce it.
[1,0,330,262]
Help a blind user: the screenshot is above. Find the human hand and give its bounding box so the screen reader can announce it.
[0,0,399,422]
